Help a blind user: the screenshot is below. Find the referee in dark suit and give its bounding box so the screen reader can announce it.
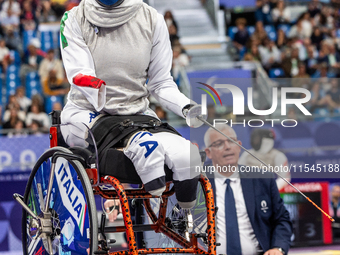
[204,124,292,255]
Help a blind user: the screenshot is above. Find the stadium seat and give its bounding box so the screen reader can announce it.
[265,25,277,41]
[40,31,54,52]
[228,26,238,40]
[9,50,21,66]
[23,30,37,50]
[278,24,291,36]
[26,72,42,98]
[45,95,63,114]
[247,26,255,35]
[313,108,331,122]
[269,68,285,78]
[6,64,20,98]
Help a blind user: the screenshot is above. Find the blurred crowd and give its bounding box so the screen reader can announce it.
[232,0,340,116]
[0,0,76,136]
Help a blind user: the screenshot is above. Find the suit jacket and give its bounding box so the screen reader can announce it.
[207,168,292,254]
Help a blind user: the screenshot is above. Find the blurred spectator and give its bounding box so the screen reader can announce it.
[19,40,44,84]
[308,0,322,18]
[155,105,167,121]
[326,43,340,69]
[272,0,291,26]
[304,45,319,75]
[301,12,313,38]
[252,21,268,44]
[52,101,63,111]
[15,86,31,112]
[316,79,340,110]
[312,62,336,78]
[0,38,11,71]
[281,47,301,77]
[50,0,67,19]
[0,0,21,32]
[26,101,50,131]
[244,44,262,61]
[292,63,311,93]
[232,18,249,59]
[38,49,69,96]
[172,45,190,80]
[311,27,325,50]
[259,38,281,69]
[3,95,26,122]
[168,24,179,45]
[276,29,287,49]
[38,1,58,23]
[20,0,39,32]
[164,10,178,31]
[255,0,273,25]
[29,119,43,135]
[2,107,25,132]
[7,119,28,137]
[4,25,23,53]
[288,18,309,39]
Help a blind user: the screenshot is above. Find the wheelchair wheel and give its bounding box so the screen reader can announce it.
[22,147,98,255]
[143,183,208,252]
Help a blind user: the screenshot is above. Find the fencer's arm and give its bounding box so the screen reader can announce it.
[274,153,291,190]
[60,9,106,112]
[147,13,193,118]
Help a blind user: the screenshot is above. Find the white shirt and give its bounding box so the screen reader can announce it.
[214,170,260,255]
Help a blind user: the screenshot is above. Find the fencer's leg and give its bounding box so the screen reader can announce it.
[153,132,201,209]
[60,103,103,147]
[124,131,166,196]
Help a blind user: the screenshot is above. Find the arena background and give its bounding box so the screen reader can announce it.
[1,0,340,254]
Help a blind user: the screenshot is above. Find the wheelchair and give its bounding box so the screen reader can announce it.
[14,111,217,255]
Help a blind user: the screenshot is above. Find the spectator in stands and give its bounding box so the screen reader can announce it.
[2,106,26,133]
[164,10,178,31]
[15,86,31,112]
[316,78,340,110]
[25,101,50,131]
[38,49,69,96]
[4,25,23,54]
[255,0,273,25]
[292,63,311,93]
[276,29,287,49]
[52,101,63,111]
[288,17,309,39]
[0,0,21,32]
[172,45,190,81]
[311,27,325,50]
[252,21,268,44]
[304,45,319,75]
[19,40,44,85]
[281,47,301,77]
[271,0,291,27]
[312,62,336,78]
[244,44,262,61]
[308,0,322,18]
[38,1,58,23]
[3,95,26,122]
[301,12,313,39]
[259,38,281,70]
[0,38,11,71]
[50,0,67,19]
[233,18,249,59]
[20,0,39,32]
[7,119,28,137]
[155,105,167,121]
[168,24,179,45]
[326,43,340,69]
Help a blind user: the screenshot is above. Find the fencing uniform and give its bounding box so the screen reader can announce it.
[59,0,200,207]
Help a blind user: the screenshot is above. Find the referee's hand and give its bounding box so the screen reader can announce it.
[104,199,122,223]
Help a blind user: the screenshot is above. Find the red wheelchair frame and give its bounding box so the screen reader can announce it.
[50,123,217,255]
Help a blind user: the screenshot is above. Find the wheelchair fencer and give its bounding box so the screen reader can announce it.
[14,110,217,255]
